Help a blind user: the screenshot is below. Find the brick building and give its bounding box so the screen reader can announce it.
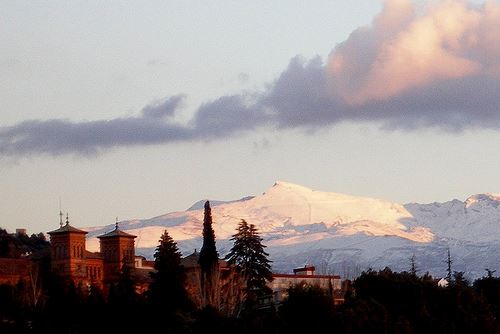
[46,218,245,313]
[47,215,147,289]
[0,258,32,285]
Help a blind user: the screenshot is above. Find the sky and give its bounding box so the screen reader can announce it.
[1,0,500,234]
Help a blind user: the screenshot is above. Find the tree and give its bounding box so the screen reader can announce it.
[446,249,453,281]
[409,254,417,276]
[199,201,220,308]
[148,230,191,312]
[279,283,334,332]
[225,220,273,298]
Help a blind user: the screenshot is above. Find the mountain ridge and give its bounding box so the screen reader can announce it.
[84,181,500,279]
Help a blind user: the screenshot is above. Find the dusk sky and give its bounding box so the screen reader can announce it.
[2,0,500,234]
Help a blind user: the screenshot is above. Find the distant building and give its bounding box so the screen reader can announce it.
[181,250,245,316]
[15,229,27,236]
[269,265,344,305]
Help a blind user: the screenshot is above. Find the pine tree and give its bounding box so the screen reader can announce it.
[198,201,220,308]
[225,220,273,298]
[149,230,191,312]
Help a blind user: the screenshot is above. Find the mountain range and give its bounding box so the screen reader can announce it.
[85,181,500,280]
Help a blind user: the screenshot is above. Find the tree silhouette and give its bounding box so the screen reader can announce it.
[225,219,272,300]
[199,201,220,308]
[149,229,191,312]
[409,254,417,276]
[446,248,453,281]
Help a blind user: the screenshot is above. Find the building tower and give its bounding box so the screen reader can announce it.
[97,219,136,283]
[47,213,88,282]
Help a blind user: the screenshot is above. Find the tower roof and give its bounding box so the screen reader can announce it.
[97,222,136,239]
[47,214,87,235]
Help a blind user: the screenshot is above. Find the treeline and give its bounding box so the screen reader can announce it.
[3,266,500,333]
[3,213,500,333]
[0,228,48,258]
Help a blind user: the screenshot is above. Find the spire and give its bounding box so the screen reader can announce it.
[115,217,119,230]
[59,210,63,227]
[65,213,69,225]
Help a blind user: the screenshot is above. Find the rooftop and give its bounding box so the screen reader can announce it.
[47,214,88,235]
[97,221,136,239]
[47,223,87,235]
[97,228,136,239]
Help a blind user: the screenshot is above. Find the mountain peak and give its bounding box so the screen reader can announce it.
[272,180,313,191]
[464,193,500,208]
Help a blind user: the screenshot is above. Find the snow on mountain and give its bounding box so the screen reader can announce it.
[84,181,500,279]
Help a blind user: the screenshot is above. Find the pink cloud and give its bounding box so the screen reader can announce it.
[328,0,500,105]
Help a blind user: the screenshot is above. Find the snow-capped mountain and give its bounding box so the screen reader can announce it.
[85,181,500,279]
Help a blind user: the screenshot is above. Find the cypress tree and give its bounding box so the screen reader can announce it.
[198,201,220,308]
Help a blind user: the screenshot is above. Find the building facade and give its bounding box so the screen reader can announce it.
[47,217,146,288]
[269,265,344,305]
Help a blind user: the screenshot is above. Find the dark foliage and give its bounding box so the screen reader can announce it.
[148,229,192,313]
[0,228,49,258]
[225,220,273,298]
[341,268,499,333]
[474,273,500,321]
[278,282,335,332]
[3,225,500,333]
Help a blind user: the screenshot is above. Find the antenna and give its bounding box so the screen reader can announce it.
[59,198,63,227]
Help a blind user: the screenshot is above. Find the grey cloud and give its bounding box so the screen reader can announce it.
[260,56,336,129]
[0,93,270,157]
[192,94,266,138]
[3,54,500,158]
[0,117,193,157]
[141,94,185,119]
[3,1,500,158]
